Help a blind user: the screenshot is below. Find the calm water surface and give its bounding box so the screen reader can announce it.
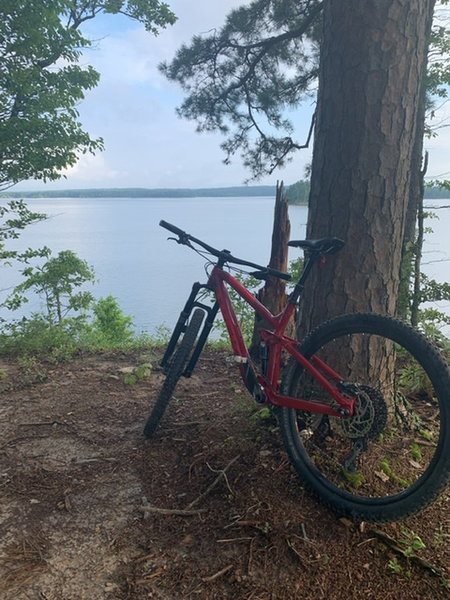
[2,196,449,333]
[1,197,308,332]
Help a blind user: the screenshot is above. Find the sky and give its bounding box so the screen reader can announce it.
[17,0,450,192]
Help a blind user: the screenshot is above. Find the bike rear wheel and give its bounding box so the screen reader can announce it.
[278,313,450,522]
[143,308,204,437]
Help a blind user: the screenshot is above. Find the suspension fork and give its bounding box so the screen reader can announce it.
[185,300,219,376]
[160,282,219,376]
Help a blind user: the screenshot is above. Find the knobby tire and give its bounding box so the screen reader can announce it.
[278,313,450,522]
[143,308,204,437]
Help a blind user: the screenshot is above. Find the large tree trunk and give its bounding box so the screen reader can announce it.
[301,0,436,334]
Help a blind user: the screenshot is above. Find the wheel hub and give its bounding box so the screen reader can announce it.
[333,385,388,439]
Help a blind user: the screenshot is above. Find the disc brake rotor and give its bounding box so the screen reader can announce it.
[332,385,388,439]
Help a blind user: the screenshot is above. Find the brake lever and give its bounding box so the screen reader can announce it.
[168,234,190,245]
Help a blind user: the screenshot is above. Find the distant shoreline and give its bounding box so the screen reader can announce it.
[1,185,278,199]
[1,183,447,201]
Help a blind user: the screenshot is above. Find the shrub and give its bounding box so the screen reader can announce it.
[91,295,134,346]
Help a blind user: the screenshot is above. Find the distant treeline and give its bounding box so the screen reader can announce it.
[284,181,450,203]
[2,183,309,204]
[2,181,447,202]
[1,185,277,199]
[285,180,310,204]
[423,184,450,199]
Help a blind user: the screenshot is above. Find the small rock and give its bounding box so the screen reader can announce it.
[338,517,353,528]
[375,470,390,482]
[259,450,272,457]
[118,366,135,374]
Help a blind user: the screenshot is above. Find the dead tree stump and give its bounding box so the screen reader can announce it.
[250,181,296,361]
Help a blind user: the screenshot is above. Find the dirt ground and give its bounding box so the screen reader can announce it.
[0,348,449,600]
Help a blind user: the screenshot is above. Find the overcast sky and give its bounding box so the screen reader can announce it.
[17,0,450,192]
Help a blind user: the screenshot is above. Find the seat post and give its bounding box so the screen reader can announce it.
[288,251,321,305]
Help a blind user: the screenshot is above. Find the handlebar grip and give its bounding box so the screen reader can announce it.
[159,220,186,237]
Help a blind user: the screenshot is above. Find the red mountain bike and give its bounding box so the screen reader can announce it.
[144,220,450,522]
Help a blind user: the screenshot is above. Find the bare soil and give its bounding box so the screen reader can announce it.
[0,348,449,600]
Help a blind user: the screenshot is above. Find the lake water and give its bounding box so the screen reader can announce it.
[1,196,308,333]
[2,196,449,333]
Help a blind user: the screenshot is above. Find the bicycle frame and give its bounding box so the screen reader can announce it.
[161,260,355,419]
[210,267,355,418]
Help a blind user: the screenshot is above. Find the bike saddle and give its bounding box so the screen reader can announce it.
[288,237,345,255]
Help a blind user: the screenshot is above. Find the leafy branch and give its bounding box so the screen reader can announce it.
[161,0,323,179]
[0,0,176,189]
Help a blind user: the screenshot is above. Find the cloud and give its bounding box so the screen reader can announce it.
[82,29,164,88]
[81,0,247,88]
[59,153,120,184]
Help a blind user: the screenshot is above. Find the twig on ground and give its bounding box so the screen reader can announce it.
[206,460,234,496]
[229,520,265,528]
[1,435,51,449]
[18,421,57,426]
[216,537,253,543]
[186,455,240,510]
[369,528,448,583]
[139,504,206,516]
[72,457,117,465]
[201,563,234,582]
[188,453,206,481]
[63,489,72,511]
[170,420,209,427]
[138,455,240,518]
[247,536,255,575]
[141,496,151,520]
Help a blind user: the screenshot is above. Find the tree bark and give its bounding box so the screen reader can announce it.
[301,0,436,334]
[258,181,291,315]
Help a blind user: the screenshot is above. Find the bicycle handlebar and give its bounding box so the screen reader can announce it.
[159,220,291,281]
[159,220,186,238]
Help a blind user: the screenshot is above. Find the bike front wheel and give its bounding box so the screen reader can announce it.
[144,308,204,437]
[278,313,450,522]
